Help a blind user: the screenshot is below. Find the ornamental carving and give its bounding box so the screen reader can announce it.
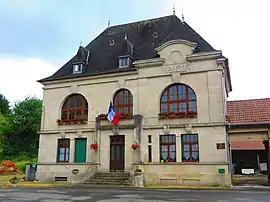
[112,125,120,135]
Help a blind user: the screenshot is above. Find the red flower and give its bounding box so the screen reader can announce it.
[131,143,140,150]
[89,143,98,150]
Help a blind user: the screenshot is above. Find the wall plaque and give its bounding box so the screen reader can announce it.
[216,143,226,150]
[168,63,191,73]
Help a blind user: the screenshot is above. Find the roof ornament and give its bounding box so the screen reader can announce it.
[181,8,185,22]
[124,32,134,56]
[173,4,176,15]
[79,40,82,47]
[108,20,111,28]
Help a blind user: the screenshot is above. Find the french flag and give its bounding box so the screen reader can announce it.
[107,101,120,125]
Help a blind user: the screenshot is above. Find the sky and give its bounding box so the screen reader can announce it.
[0,0,269,105]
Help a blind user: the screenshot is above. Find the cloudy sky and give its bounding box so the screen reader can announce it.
[0,0,269,105]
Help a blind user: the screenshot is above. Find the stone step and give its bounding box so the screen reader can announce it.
[83,172,132,186]
[76,184,133,188]
[94,172,130,177]
[87,179,130,183]
[85,179,131,183]
[84,181,132,186]
[91,176,130,180]
[89,177,130,181]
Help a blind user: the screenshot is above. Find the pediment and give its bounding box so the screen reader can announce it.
[155,39,197,65]
[155,39,197,52]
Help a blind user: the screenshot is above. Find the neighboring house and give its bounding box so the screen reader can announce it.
[227,98,270,174]
[36,14,233,186]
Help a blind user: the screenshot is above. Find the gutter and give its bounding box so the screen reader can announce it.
[227,122,270,129]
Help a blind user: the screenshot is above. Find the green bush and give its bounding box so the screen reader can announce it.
[17,162,26,173]
[15,157,37,173]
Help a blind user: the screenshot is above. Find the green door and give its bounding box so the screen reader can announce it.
[75,138,87,163]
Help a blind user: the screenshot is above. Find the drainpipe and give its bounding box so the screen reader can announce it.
[226,123,233,185]
[137,115,142,163]
[263,131,270,185]
[267,130,270,185]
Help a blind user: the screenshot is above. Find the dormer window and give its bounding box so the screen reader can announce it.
[120,58,128,67]
[73,64,83,74]
[118,56,132,68]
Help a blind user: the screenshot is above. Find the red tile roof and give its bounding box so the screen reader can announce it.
[230,141,265,150]
[227,98,270,124]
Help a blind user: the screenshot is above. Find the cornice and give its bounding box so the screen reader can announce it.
[39,69,138,86]
[187,51,222,61]
[39,128,95,134]
[133,58,165,68]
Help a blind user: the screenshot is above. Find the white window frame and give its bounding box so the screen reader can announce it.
[119,57,130,68]
[73,64,83,74]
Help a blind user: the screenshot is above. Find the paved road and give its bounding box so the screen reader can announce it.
[0,187,269,202]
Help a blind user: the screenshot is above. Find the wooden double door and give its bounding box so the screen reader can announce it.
[110,135,125,172]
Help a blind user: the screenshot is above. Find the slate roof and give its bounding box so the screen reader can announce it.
[39,15,217,82]
[227,98,270,125]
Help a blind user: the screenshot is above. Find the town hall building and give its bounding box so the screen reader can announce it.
[36,14,233,186]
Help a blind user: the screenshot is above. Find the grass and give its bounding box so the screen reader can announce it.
[0,158,72,188]
[0,174,72,188]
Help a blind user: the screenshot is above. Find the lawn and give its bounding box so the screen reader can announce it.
[0,174,72,188]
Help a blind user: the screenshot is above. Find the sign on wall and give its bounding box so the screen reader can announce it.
[167,63,191,73]
[216,143,226,150]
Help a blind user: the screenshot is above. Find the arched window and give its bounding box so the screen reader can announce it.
[113,89,133,114]
[160,84,197,114]
[61,94,88,121]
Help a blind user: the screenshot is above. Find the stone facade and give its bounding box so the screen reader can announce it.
[36,38,232,186]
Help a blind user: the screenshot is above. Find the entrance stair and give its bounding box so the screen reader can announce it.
[83,172,132,186]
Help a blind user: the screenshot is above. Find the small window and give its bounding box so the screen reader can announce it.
[57,139,70,162]
[148,135,152,144]
[181,134,199,162]
[148,145,152,162]
[73,64,82,74]
[160,134,176,162]
[119,57,129,68]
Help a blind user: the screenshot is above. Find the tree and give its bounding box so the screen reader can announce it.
[2,96,43,160]
[0,113,11,132]
[0,112,12,160]
[12,96,42,134]
[0,94,10,115]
